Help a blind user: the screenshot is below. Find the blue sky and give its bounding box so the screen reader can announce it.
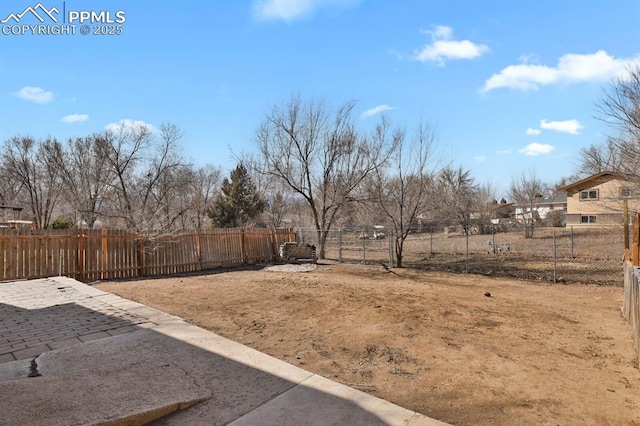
[1,0,638,198]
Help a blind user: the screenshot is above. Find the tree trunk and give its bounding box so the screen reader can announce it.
[395,236,404,268]
[315,227,325,259]
[524,223,535,238]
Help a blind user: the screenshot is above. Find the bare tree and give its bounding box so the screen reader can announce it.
[509,170,547,238]
[1,136,63,229]
[438,166,479,233]
[598,63,640,143]
[180,164,221,230]
[263,187,294,228]
[97,123,152,229]
[98,123,188,233]
[244,161,294,228]
[578,63,640,180]
[473,182,498,234]
[254,96,396,258]
[576,133,640,178]
[369,119,437,267]
[50,135,112,228]
[0,164,26,209]
[0,125,223,234]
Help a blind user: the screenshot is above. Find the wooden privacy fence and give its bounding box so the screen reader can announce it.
[623,262,639,368]
[623,213,640,368]
[0,228,296,282]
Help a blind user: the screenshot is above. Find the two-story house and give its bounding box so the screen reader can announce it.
[561,171,639,226]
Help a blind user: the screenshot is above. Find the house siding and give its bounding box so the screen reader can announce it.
[566,213,622,226]
[564,174,640,227]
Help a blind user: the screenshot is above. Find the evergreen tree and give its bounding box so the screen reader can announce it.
[208,164,266,228]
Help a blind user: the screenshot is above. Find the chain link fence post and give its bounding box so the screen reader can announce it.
[362,227,366,263]
[492,228,496,254]
[465,225,469,273]
[430,227,433,255]
[570,225,574,259]
[338,228,343,263]
[388,229,394,269]
[553,229,557,283]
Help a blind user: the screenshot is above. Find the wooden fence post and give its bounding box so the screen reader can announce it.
[241,228,247,264]
[137,236,146,277]
[624,199,630,261]
[196,230,203,271]
[268,228,276,261]
[101,229,108,280]
[631,213,640,266]
[76,229,85,281]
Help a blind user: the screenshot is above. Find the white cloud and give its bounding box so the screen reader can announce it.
[60,114,89,123]
[497,149,513,155]
[518,53,539,64]
[526,128,541,136]
[361,104,394,119]
[473,155,487,162]
[539,119,583,135]
[13,86,54,104]
[483,50,637,92]
[519,143,555,156]
[413,25,489,65]
[252,0,358,22]
[105,119,156,134]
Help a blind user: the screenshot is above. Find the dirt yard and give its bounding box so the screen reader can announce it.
[95,263,640,425]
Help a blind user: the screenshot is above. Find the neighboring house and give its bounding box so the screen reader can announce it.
[561,171,639,226]
[513,194,567,224]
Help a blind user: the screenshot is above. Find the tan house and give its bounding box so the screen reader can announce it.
[561,172,639,226]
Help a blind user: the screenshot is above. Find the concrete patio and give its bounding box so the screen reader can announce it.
[0,276,448,425]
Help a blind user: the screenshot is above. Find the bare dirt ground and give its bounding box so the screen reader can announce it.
[95,263,640,425]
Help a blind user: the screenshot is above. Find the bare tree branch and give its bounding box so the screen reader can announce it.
[254,96,396,258]
[509,170,548,238]
[370,119,437,267]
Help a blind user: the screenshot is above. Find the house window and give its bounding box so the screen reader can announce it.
[580,215,597,224]
[579,190,598,200]
[620,187,632,198]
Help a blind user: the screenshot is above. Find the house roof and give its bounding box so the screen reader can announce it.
[535,193,567,204]
[492,202,514,218]
[511,194,567,209]
[560,171,634,194]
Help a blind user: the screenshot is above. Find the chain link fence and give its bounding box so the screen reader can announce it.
[295,227,393,266]
[295,225,628,286]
